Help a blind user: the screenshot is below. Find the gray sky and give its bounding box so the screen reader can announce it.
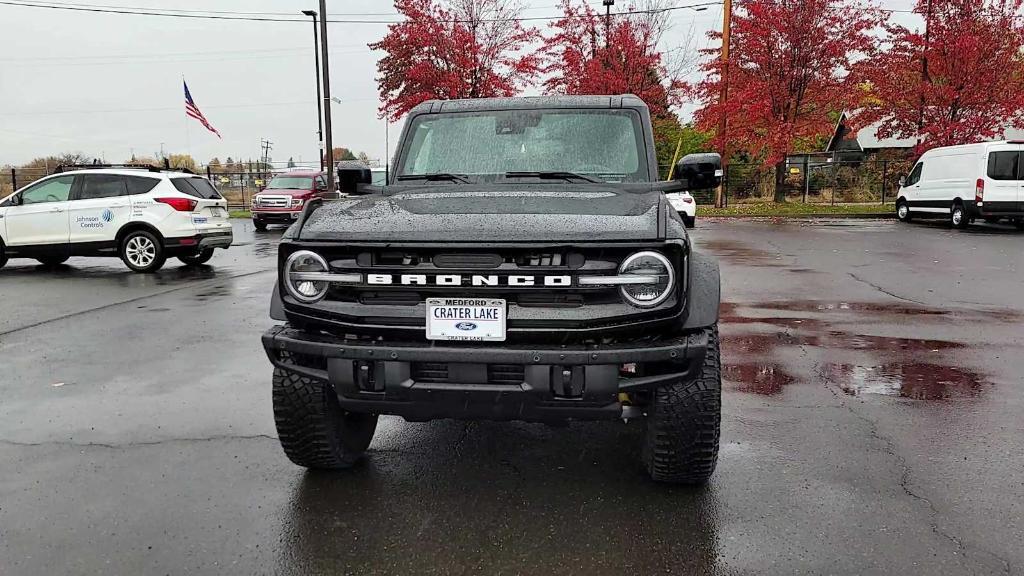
[0,0,919,168]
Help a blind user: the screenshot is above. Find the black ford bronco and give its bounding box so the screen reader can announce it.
[262,95,723,484]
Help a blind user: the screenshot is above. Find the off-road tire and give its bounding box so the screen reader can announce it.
[896,199,912,222]
[254,220,269,232]
[120,230,166,273]
[272,368,378,469]
[178,248,215,266]
[36,256,69,266]
[642,325,721,484]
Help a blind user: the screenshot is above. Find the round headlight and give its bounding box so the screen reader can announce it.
[618,251,674,307]
[284,250,330,303]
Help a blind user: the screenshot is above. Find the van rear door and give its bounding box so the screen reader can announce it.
[984,145,1020,214]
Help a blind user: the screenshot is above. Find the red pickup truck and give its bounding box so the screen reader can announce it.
[251,170,330,231]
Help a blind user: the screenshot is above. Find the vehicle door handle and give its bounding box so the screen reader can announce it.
[51,207,64,213]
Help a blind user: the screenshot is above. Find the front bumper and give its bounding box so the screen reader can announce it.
[262,326,708,422]
[253,209,301,223]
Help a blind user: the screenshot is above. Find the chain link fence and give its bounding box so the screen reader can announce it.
[700,159,911,206]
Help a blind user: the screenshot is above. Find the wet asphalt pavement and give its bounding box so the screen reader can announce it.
[2,218,1023,575]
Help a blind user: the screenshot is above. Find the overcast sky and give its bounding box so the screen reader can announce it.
[0,0,920,168]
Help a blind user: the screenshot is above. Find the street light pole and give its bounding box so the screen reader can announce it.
[318,0,335,192]
[301,9,324,171]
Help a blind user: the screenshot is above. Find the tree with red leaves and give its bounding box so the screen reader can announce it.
[370,0,540,122]
[693,0,878,201]
[860,0,1024,154]
[540,0,685,117]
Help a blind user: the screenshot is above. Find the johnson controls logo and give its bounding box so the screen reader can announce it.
[101,209,115,222]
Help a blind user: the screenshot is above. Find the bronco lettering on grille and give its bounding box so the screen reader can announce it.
[365,274,573,287]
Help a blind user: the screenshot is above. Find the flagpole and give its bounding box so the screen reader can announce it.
[183,74,192,165]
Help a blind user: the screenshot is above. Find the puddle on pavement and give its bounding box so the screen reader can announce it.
[822,363,988,400]
[724,363,796,395]
[698,239,783,266]
[719,300,993,399]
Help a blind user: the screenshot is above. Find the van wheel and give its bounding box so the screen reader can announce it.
[950,202,969,229]
[896,200,911,222]
[120,230,166,273]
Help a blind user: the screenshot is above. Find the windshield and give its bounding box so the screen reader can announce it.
[398,109,648,183]
[268,176,313,189]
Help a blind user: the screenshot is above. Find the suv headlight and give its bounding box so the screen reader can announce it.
[284,250,330,303]
[618,251,675,307]
[291,198,304,208]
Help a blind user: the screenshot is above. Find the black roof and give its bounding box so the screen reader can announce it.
[409,94,649,115]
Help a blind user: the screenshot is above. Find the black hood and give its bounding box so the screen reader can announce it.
[298,184,664,243]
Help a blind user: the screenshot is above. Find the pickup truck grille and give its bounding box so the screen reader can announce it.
[254,195,291,208]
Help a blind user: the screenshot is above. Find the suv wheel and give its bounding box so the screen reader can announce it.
[254,220,269,232]
[950,201,970,229]
[683,215,696,228]
[896,199,911,222]
[0,242,7,269]
[120,230,166,273]
[642,325,721,484]
[273,367,378,469]
[178,248,215,266]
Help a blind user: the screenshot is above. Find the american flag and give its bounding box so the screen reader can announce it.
[184,80,221,139]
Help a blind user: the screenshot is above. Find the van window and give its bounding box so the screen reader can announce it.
[906,162,923,186]
[987,151,1020,181]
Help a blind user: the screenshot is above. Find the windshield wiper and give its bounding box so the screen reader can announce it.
[396,172,470,183]
[504,171,603,183]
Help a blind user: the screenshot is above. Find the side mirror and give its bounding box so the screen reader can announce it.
[7,194,21,206]
[898,176,906,187]
[675,152,723,190]
[336,161,373,195]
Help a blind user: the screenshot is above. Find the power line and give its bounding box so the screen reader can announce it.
[0,0,725,24]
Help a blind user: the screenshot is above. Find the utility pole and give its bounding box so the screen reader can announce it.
[319,0,336,192]
[915,0,933,148]
[715,0,733,208]
[603,0,614,48]
[260,138,273,183]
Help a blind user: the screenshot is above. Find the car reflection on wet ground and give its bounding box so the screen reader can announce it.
[1,218,1022,575]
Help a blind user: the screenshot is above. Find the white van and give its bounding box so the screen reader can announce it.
[895,141,1024,229]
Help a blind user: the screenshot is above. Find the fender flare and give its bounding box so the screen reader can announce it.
[681,251,721,330]
[270,282,286,321]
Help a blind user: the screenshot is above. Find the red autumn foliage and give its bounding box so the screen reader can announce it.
[693,0,878,173]
[370,0,540,122]
[539,0,684,117]
[858,0,1024,154]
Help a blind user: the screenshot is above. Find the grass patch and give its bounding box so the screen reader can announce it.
[701,202,894,218]
[229,210,251,219]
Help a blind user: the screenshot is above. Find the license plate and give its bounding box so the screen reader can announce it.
[426,298,506,342]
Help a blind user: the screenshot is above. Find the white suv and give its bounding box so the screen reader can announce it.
[0,166,232,273]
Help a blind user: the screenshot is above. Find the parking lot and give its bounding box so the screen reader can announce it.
[1,218,1022,575]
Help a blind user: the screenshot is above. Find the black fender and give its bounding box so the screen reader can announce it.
[681,251,720,330]
[270,282,286,321]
